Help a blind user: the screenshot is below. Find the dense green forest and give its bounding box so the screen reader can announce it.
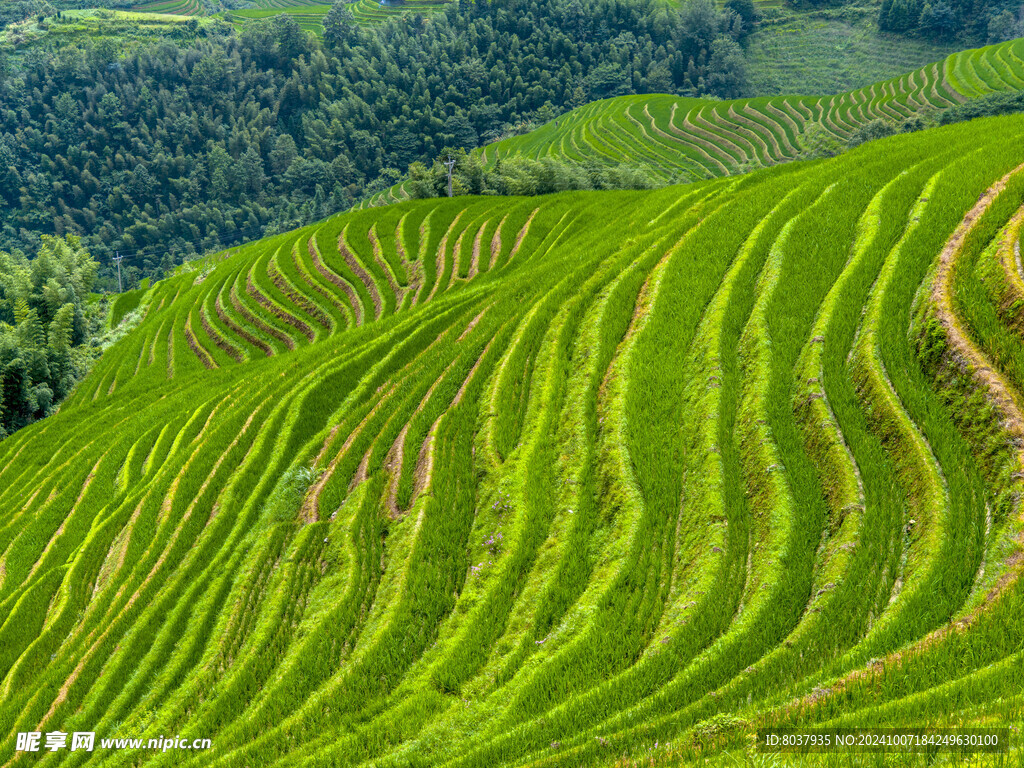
[0,0,751,292]
[878,0,1022,40]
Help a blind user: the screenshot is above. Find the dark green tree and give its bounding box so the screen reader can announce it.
[705,35,748,98]
[323,1,358,47]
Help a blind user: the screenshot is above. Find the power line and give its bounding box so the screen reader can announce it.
[93,208,338,282]
[442,154,454,198]
[112,251,125,293]
[93,224,267,266]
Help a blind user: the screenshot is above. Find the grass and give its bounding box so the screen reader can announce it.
[129,0,448,28]
[131,0,204,15]
[2,108,1024,768]
[222,5,332,34]
[5,8,193,49]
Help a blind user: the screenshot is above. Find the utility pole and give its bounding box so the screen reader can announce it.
[444,155,457,198]
[113,251,125,293]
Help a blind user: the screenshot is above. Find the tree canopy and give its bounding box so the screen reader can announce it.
[0,235,100,438]
[878,0,1022,40]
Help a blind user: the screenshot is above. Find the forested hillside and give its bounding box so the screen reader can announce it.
[0,0,750,290]
[0,112,1022,766]
[879,0,1023,42]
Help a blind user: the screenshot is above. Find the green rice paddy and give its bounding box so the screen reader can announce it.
[1,103,1023,765]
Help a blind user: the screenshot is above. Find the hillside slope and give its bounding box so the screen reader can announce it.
[130,0,451,26]
[2,115,1024,766]
[362,36,1024,207]
[745,12,961,95]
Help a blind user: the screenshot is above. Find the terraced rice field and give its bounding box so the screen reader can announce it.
[223,5,331,34]
[347,0,447,25]
[139,0,444,27]
[361,37,1024,208]
[1,111,1023,765]
[745,16,959,95]
[247,0,326,7]
[131,0,203,15]
[485,36,1024,176]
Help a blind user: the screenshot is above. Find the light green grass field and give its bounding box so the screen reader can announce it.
[222,4,332,33]
[131,0,448,26]
[130,0,203,15]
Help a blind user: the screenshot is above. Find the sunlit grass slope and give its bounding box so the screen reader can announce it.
[130,0,204,15]
[220,0,447,29]
[222,5,331,33]
[1,113,1024,767]
[361,37,1024,208]
[132,0,447,27]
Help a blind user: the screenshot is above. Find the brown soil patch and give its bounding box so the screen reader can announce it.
[458,307,490,342]
[451,227,467,283]
[396,217,422,305]
[410,336,493,503]
[454,337,495,406]
[300,384,398,523]
[997,206,1024,317]
[26,459,101,583]
[412,423,438,501]
[368,223,405,306]
[489,213,509,271]
[166,328,174,379]
[92,498,145,601]
[930,163,1024,449]
[383,423,411,518]
[467,222,486,280]
[350,449,371,491]
[426,211,465,303]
